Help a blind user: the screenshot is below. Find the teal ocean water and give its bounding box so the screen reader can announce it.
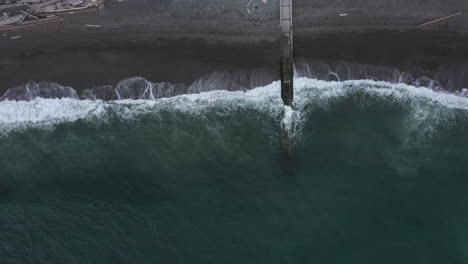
[1,78,468,263]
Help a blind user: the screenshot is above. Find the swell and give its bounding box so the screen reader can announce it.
[1,78,468,198]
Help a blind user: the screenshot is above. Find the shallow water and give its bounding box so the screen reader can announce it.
[1,78,468,263]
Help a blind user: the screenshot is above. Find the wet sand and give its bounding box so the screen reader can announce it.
[0,40,280,93]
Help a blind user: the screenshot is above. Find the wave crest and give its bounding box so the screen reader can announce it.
[1,78,468,140]
[0,82,79,101]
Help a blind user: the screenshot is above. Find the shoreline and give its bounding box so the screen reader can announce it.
[2,31,468,95]
[1,0,467,93]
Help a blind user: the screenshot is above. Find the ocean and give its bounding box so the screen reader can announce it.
[1,78,468,263]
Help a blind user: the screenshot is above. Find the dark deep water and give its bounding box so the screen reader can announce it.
[1,78,468,263]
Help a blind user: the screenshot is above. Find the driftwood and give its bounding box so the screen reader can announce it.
[64,0,84,5]
[45,6,97,15]
[0,0,105,27]
[0,16,62,31]
[1,0,105,13]
[42,4,88,12]
[0,14,26,26]
[20,10,39,19]
[417,12,463,27]
[29,0,61,11]
[0,3,26,12]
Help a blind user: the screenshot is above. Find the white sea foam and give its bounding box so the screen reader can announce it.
[1,78,468,136]
[0,81,282,135]
[281,105,298,137]
[294,78,468,111]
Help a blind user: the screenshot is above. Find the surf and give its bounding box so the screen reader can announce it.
[1,78,468,136]
[0,76,467,163]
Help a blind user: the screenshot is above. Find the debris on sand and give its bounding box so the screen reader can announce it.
[0,0,105,27]
[417,11,463,27]
[0,14,26,26]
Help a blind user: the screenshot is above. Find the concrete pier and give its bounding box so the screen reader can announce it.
[280,0,295,177]
[280,0,294,106]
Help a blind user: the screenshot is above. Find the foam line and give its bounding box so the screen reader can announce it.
[1,78,468,136]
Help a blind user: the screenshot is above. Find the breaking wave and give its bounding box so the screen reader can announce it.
[294,58,468,92]
[2,65,468,263]
[1,77,468,143]
[0,69,277,102]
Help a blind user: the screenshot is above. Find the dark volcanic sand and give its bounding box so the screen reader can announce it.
[0,0,468,93]
[1,32,468,94]
[0,41,280,93]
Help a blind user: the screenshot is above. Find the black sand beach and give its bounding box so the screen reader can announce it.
[1,0,468,92]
